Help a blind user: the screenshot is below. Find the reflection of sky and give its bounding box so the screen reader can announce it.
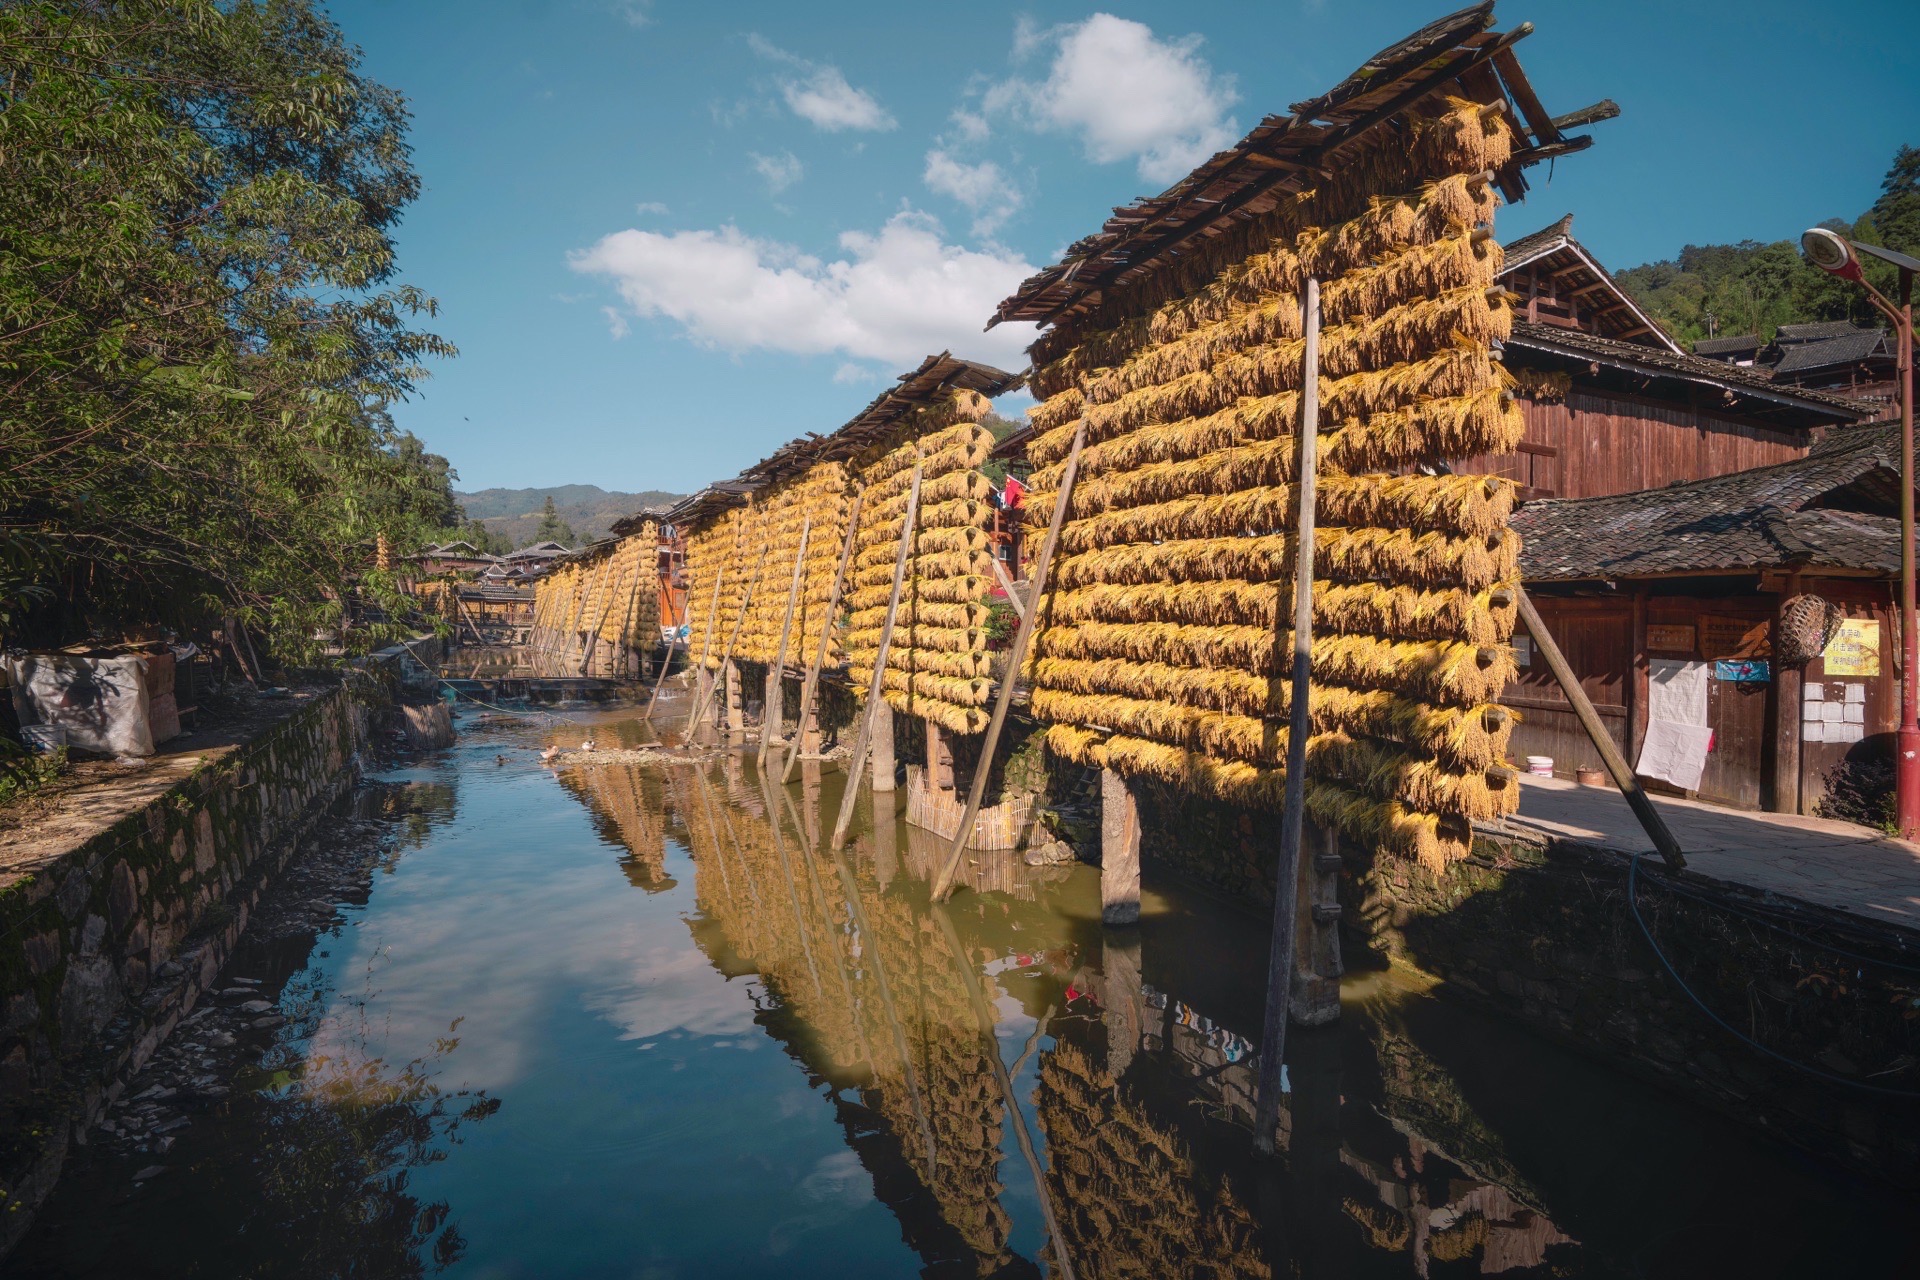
[299,733,920,1277]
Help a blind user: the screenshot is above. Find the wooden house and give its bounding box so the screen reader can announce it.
[1508,420,1910,815]
[1457,215,1870,499]
[1764,322,1899,412]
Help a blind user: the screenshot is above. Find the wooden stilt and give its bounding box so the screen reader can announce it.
[1255,277,1320,1157]
[870,706,895,793]
[1518,586,1686,870]
[829,460,924,852]
[1099,768,1141,925]
[680,567,725,730]
[784,489,866,784]
[759,517,812,769]
[931,422,1087,902]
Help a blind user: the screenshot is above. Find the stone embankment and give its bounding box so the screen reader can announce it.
[0,678,382,1255]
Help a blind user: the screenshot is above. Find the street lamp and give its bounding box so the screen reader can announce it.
[1801,228,1919,836]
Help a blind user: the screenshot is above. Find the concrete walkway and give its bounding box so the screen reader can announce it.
[1497,776,1920,932]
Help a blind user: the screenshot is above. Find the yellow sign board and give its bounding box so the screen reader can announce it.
[1823,618,1881,677]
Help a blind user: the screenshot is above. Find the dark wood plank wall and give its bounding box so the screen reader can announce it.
[1457,384,1813,500]
[1509,582,1895,814]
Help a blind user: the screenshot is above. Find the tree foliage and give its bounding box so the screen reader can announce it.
[1616,144,1919,348]
[533,495,574,547]
[0,0,454,656]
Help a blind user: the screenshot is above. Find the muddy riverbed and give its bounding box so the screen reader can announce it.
[13,696,1918,1278]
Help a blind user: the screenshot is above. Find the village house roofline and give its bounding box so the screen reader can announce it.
[1692,333,1763,357]
[1775,320,1864,343]
[1769,328,1892,376]
[1499,213,1684,354]
[1513,417,1910,582]
[991,2,1615,330]
[1505,320,1870,422]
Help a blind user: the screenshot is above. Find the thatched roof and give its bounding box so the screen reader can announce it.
[659,352,1022,534]
[1514,419,1912,582]
[991,2,1614,331]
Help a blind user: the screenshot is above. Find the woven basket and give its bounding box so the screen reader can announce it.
[1776,594,1843,664]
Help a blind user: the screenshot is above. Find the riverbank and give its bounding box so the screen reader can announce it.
[0,680,377,1255]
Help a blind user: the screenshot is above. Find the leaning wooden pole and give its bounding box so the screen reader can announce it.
[641,570,677,719]
[679,566,725,730]
[829,461,924,852]
[1254,277,1320,1157]
[1517,586,1687,871]
[931,422,1088,902]
[784,488,866,785]
[759,516,813,769]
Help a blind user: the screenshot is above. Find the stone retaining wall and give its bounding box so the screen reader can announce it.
[0,682,374,1253]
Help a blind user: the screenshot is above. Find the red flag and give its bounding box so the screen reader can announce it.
[1001,475,1026,509]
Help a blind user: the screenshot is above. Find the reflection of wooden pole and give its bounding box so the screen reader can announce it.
[772,785,878,1072]
[760,517,812,769]
[1519,586,1686,871]
[932,423,1087,902]
[642,573,677,719]
[1255,277,1320,1157]
[681,567,725,730]
[931,906,1078,1280]
[784,489,865,785]
[830,461,924,852]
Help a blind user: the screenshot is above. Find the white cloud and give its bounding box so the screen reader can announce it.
[950,108,990,143]
[601,306,630,339]
[634,201,670,215]
[923,150,1022,236]
[833,362,879,385]
[610,0,652,28]
[570,209,1038,370]
[749,35,897,133]
[989,14,1238,184]
[750,150,803,193]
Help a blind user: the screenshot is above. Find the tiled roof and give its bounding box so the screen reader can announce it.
[1513,420,1910,581]
[1776,321,1862,343]
[1691,333,1761,356]
[1770,329,1890,375]
[1505,321,1867,419]
[1499,214,1682,353]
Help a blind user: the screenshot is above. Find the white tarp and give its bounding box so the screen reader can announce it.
[7,653,156,757]
[1636,658,1711,791]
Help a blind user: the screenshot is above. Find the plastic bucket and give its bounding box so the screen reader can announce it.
[1525,755,1554,777]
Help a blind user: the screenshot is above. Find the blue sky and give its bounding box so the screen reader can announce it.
[328,0,1920,497]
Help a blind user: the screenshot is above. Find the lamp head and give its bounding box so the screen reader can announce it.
[1802,227,1864,282]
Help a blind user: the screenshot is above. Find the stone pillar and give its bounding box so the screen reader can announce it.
[925,722,955,791]
[1101,929,1145,1077]
[1291,823,1343,1026]
[871,786,898,889]
[724,661,744,733]
[870,704,895,793]
[763,664,784,748]
[1100,768,1141,926]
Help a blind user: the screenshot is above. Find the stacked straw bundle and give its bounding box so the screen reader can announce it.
[1021,99,1523,869]
[844,390,1000,734]
[594,528,661,654]
[729,463,856,670]
[682,506,759,670]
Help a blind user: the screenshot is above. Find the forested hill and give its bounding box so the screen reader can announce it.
[453,485,683,547]
[1614,144,1918,349]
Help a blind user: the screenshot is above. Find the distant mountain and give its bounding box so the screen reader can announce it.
[453,485,683,547]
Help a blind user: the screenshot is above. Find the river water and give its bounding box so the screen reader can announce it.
[14,698,1918,1278]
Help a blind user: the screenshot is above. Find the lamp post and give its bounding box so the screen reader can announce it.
[1802,228,1919,836]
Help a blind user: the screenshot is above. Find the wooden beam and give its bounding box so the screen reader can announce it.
[783,489,866,784]
[1255,277,1321,1158]
[829,461,924,852]
[931,422,1088,902]
[1491,48,1563,145]
[1518,586,1687,871]
[759,516,812,770]
[1770,574,1804,815]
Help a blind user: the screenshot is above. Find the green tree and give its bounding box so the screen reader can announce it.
[533,496,574,547]
[0,0,453,655]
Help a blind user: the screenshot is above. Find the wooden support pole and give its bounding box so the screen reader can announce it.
[931,422,1088,902]
[1629,588,1650,763]
[870,704,895,793]
[1769,573,1804,814]
[784,489,866,785]
[760,517,812,769]
[1254,276,1320,1158]
[1099,768,1141,926]
[642,571,679,720]
[830,461,924,852]
[1518,586,1687,871]
[680,567,725,730]
[925,721,954,791]
[724,661,744,733]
